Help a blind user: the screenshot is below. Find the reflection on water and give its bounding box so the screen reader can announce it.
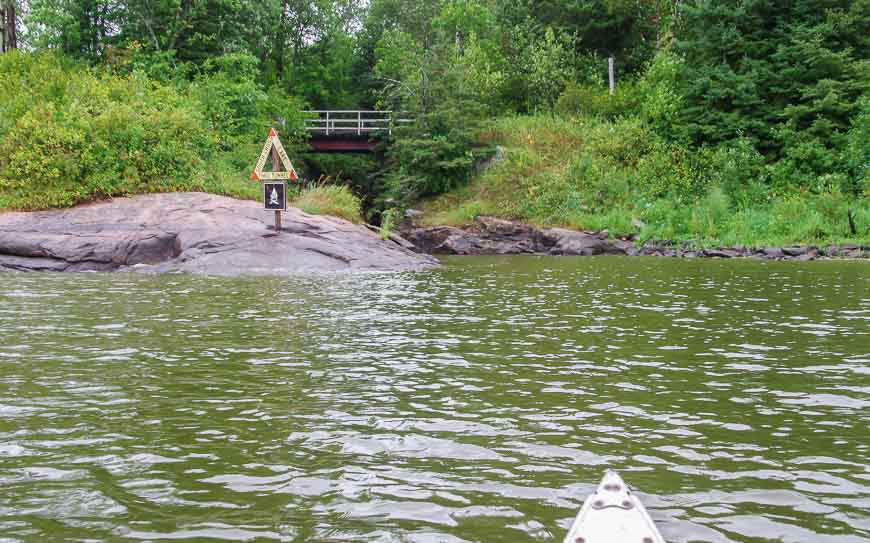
[0,256,868,542]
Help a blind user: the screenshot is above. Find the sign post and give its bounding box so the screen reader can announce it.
[251,128,299,233]
[271,146,282,231]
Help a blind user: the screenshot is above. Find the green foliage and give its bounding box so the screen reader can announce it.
[0,51,263,210]
[293,184,363,223]
[6,0,870,242]
[676,0,869,193]
[843,97,870,196]
[635,51,686,143]
[378,208,398,239]
[384,134,476,200]
[556,83,638,119]
[522,27,578,112]
[188,53,307,149]
[422,114,870,246]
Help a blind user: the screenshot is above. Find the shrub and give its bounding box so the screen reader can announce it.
[384,134,476,201]
[0,53,219,210]
[634,141,708,198]
[704,138,769,209]
[584,117,653,166]
[636,51,686,143]
[0,51,297,211]
[556,83,638,119]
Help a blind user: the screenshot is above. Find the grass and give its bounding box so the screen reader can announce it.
[292,184,363,223]
[420,115,870,248]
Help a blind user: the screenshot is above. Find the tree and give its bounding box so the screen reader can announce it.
[1,0,20,52]
[676,0,869,192]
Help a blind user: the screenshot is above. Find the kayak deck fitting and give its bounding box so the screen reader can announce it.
[563,470,666,543]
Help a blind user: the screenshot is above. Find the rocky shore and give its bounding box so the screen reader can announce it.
[2,197,866,276]
[0,193,437,275]
[404,216,868,260]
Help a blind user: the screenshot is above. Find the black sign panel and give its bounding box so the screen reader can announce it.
[263,182,286,211]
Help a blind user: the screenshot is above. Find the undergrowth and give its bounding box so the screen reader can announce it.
[421,115,870,247]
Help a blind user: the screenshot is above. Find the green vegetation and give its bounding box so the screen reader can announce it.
[0,0,868,246]
[0,50,297,210]
[422,116,870,246]
[293,184,363,224]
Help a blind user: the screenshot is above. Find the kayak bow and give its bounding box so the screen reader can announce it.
[563,470,665,543]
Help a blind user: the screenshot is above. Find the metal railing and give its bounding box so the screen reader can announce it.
[302,110,413,136]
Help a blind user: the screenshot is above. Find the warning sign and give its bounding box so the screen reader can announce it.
[251,128,299,182]
[264,182,286,211]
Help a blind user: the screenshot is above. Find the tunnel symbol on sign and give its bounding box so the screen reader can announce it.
[269,187,280,206]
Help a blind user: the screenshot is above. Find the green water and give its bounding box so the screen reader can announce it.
[1,257,868,542]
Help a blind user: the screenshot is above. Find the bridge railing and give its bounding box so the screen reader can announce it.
[302,110,413,136]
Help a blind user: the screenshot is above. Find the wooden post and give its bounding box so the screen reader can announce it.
[271,146,282,232]
[608,56,615,96]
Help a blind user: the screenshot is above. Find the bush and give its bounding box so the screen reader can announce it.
[0,53,219,209]
[636,51,686,143]
[634,141,708,198]
[189,53,306,149]
[704,138,769,209]
[0,51,296,211]
[384,134,476,201]
[556,83,638,119]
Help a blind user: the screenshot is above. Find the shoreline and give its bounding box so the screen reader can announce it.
[403,216,869,261]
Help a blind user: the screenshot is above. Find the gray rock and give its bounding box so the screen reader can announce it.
[762,247,785,259]
[782,246,807,257]
[702,248,742,258]
[402,218,869,261]
[0,193,437,275]
[546,229,621,256]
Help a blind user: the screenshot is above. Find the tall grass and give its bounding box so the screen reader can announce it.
[292,184,363,224]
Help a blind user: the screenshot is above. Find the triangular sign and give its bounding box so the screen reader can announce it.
[250,128,299,181]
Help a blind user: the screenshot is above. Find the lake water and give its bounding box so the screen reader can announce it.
[0,256,868,542]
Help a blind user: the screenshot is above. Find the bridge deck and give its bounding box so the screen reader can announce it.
[303,111,410,152]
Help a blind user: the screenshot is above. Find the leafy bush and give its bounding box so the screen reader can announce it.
[0,52,218,209]
[844,98,870,195]
[634,142,708,198]
[384,133,476,202]
[635,51,686,143]
[703,138,769,209]
[189,53,306,149]
[0,51,292,211]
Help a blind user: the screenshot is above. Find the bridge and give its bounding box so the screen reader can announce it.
[302,111,411,152]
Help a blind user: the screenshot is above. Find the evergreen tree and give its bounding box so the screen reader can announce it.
[676,0,869,191]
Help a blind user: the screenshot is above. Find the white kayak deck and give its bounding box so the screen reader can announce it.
[563,470,665,543]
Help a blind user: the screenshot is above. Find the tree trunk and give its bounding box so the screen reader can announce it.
[275,0,288,79]
[1,1,18,53]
